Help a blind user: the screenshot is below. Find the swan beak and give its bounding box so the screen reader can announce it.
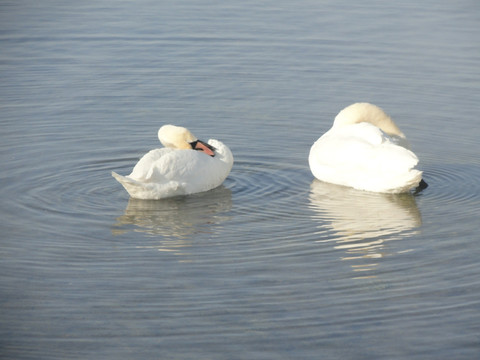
[190,140,216,157]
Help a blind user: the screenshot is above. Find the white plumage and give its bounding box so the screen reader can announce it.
[113,125,233,199]
[308,103,425,193]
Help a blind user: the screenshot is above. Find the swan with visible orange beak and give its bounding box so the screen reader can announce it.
[157,124,216,157]
[112,125,233,199]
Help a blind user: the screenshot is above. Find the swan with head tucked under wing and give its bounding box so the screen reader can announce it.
[308,103,428,193]
[112,125,234,199]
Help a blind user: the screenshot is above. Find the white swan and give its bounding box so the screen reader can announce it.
[112,125,234,199]
[308,103,427,193]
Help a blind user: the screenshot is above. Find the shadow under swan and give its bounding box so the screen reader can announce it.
[309,179,423,278]
[112,185,232,254]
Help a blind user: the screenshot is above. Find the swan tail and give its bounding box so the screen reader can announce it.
[112,171,144,197]
[112,171,183,199]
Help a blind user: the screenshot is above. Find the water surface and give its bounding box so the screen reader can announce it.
[1,1,480,359]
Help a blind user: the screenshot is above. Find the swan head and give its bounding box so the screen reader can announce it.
[333,103,405,138]
[158,125,215,156]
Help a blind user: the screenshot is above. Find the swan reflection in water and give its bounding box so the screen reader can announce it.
[113,186,232,256]
[309,179,423,279]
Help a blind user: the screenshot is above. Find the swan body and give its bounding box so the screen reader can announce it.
[113,125,233,199]
[308,103,425,193]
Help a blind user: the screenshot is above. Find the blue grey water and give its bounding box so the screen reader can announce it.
[1,0,480,359]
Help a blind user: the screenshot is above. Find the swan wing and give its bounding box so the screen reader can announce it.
[309,123,421,192]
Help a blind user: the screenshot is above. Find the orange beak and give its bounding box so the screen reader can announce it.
[190,140,216,157]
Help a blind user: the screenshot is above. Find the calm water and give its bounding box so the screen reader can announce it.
[1,1,480,359]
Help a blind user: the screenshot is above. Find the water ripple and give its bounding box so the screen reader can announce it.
[422,163,480,206]
[227,158,311,218]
